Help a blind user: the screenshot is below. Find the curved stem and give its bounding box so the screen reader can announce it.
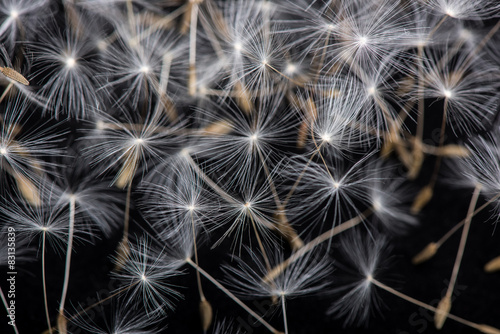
[58,195,76,333]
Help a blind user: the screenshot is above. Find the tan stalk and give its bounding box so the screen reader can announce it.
[435,184,481,329]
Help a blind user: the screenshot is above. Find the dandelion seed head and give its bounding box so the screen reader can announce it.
[10,9,18,19]
[367,86,377,96]
[358,35,368,47]
[285,63,297,75]
[65,56,76,68]
[134,137,144,145]
[186,204,196,212]
[320,133,332,143]
[233,42,243,52]
[332,181,341,189]
[261,58,268,66]
[0,146,7,155]
[444,6,457,17]
[415,39,428,47]
[139,65,150,74]
[443,88,453,98]
[141,274,148,282]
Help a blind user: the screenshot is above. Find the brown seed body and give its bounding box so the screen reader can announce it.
[1,67,29,86]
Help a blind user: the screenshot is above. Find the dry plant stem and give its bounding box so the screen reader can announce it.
[191,212,206,301]
[264,209,371,283]
[368,277,499,334]
[185,258,283,334]
[42,231,53,334]
[249,213,273,272]
[188,1,200,96]
[282,115,325,207]
[130,5,187,45]
[126,0,136,34]
[428,15,448,38]
[282,149,319,207]
[256,148,282,210]
[430,98,448,185]
[157,54,178,121]
[281,295,289,334]
[413,98,448,213]
[443,185,482,303]
[263,62,304,87]
[0,82,14,104]
[198,12,226,61]
[255,147,303,249]
[115,181,133,270]
[0,286,19,334]
[124,181,132,243]
[413,192,500,264]
[200,85,284,98]
[438,190,497,248]
[184,153,242,205]
[409,45,425,179]
[435,36,466,74]
[191,211,213,332]
[459,20,500,74]
[57,195,76,334]
[313,29,332,82]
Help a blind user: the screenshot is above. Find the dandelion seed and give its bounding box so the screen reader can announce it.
[328,232,390,326]
[111,237,184,313]
[0,67,29,85]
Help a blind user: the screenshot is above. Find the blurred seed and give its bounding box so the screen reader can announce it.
[477,324,500,334]
[116,152,139,189]
[411,185,433,214]
[199,120,233,136]
[484,255,500,273]
[14,173,41,207]
[412,242,438,265]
